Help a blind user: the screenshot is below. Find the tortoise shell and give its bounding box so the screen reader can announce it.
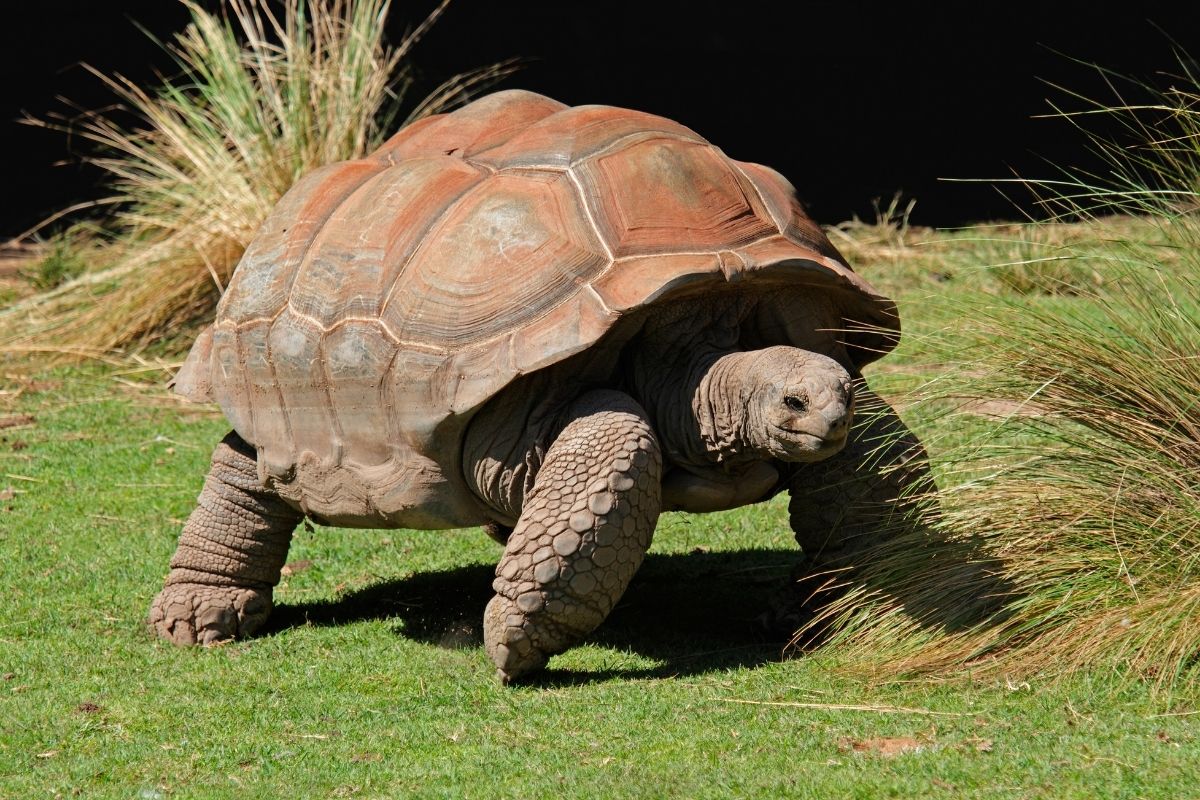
[175,90,898,527]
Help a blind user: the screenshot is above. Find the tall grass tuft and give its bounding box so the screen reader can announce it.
[1,0,515,361]
[799,58,1200,693]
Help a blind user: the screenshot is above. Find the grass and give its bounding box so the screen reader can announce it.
[0,0,515,362]
[787,58,1200,691]
[1,369,1197,798]
[851,121,1200,749]
[2,210,1196,795]
[19,227,95,292]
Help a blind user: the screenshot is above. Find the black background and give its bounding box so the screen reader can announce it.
[3,1,1199,238]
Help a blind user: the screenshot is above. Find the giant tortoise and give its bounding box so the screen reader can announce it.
[151,89,930,682]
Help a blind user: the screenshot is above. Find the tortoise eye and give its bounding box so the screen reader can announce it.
[784,395,808,413]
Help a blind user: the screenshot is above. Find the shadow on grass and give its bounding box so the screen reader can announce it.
[268,534,1016,684]
[269,548,802,682]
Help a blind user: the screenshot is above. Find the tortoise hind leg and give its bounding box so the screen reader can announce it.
[149,431,301,645]
[484,390,662,683]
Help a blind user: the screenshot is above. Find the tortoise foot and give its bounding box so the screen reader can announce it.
[148,583,272,646]
[484,594,549,684]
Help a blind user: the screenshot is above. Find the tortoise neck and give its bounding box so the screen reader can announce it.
[631,346,754,469]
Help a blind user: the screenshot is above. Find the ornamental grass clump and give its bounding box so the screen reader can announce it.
[799,59,1200,692]
[0,0,513,361]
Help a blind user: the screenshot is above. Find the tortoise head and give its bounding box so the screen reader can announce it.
[742,346,854,462]
[696,346,854,464]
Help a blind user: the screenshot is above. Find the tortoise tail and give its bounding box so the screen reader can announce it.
[170,326,215,403]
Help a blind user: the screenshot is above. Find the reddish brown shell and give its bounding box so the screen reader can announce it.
[175,90,898,526]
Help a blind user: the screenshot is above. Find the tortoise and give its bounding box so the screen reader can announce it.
[150,89,931,683]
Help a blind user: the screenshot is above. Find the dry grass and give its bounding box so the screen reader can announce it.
[798,59,1200,693]
[0,0,515,363]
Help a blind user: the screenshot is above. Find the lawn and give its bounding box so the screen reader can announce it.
[2,223,1197,798]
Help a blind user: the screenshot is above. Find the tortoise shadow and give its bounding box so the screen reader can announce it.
[268,528,1017,685]
[268,548,803,681]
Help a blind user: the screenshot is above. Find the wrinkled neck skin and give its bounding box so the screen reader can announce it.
[624,292,859,470]
[634,347,759,469]
[691,351,762,466]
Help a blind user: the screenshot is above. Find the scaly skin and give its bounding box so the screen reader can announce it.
[148,432,301,645]
[484,390,662,683]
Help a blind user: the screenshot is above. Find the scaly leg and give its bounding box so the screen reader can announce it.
[484,390,662,683]
[149,432,301,645]
[786,387,934,611]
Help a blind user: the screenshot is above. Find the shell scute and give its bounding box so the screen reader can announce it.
[288,157,484,327]
[387,347,450,442]
[234,322,292,478]
[578,139,775,258]
[265,310,336,467]
[324,321,397,467]
[222,160,386,324]
[591,251,724,312]
[211,327,252,439]
[380,170,608,348]
[735,161,841,259]
[510,287,615,375]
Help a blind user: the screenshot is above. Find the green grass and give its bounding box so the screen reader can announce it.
[3,178,1195,799]
[2,360,1196,798]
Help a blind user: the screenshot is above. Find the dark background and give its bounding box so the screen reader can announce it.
[3,1,1198,239]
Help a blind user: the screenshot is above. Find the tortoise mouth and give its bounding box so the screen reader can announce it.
[769,426,848,462]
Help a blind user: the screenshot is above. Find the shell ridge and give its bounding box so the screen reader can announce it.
[573,130,705,168]
[611,247,724,263]
[265,306,443,352]
[378,345,403,465]
[583,283,613,315]
[464,157,497,174]
[496,163,569,174]
[564,167,614,261]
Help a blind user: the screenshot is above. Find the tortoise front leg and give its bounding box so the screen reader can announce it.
[484,390,662,684]
[787,386,934,585]
[149,432,301,645]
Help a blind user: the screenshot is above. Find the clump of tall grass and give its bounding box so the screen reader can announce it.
[0,0,514,361]
[798,58,1200,694]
